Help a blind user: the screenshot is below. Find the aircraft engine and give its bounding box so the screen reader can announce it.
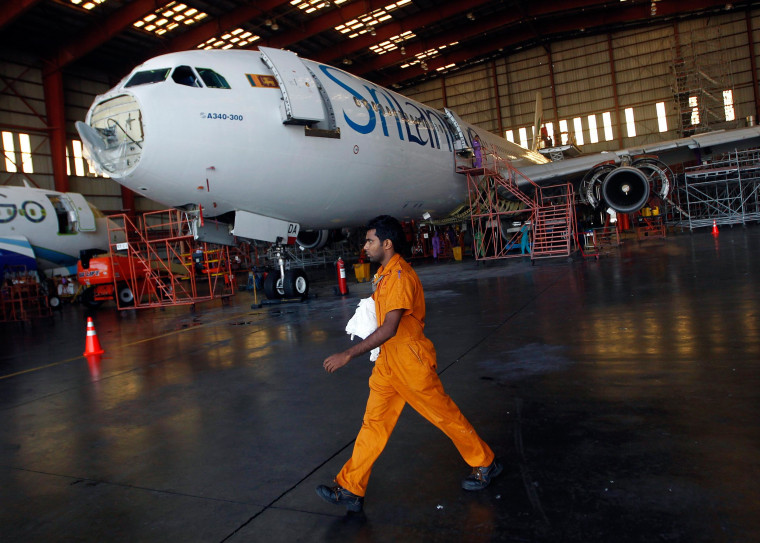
[296,229,330,249]
[600,166,650,213]
[580,157,671,214]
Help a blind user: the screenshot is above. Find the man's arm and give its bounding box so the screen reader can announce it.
[323,308,403,373]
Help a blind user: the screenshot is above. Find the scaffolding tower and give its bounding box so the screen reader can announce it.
[671,35,738,136]
[681,149,760,230]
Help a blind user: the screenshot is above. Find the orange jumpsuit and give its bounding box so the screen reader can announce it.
[335,253,494,497]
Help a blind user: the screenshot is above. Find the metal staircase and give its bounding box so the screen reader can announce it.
[531,185,575,260]
[457,151,576,261]
[106,209,234,309]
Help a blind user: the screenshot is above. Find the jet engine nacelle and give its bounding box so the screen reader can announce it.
[296,229,330,249]
[580,157,671,214]
[601,166,651,214]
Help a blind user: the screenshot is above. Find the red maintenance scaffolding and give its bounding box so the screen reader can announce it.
[459,152,576,261]
[107,209,234,309]
[0,268,52,323]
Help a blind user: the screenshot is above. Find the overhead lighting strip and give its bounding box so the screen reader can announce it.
[133,2,208,37]
[400,42,459,69]
[369,30,415,55]
[197,28,260,50]
[68,0,106,10]
[290,0,347,15]
[335,0,411,39]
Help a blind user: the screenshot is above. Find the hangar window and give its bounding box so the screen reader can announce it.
[602,112,613,141]
[588,115,599,144]
[558,120,569,145]
[505,130,514,143]
[625,108,636,138]
[71,141,86,177]
[573,118,584,146]
[2,131,16,172]
[689,96,700,126]
[518,127,528,148]
[19,134,33,173]
[723,90,735,122]
[125,68,171,87]
[656,102,668,132]
[545,122,555,146]
[172,65,202,87]
[197,68,231,89]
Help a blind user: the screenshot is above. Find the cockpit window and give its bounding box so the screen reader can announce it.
[171,65,202,88]
[196,68,231,89]
[125,68,171,88]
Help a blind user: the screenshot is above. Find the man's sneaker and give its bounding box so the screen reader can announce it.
[316,484,364,512]
[462,459,503,491]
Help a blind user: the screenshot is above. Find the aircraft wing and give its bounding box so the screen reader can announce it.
[519,126,760,184]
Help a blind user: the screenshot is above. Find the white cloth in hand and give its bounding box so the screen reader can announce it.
[345,297,380,361]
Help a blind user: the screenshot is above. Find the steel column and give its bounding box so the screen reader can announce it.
[491,60,504,136]
[607,34,623,148]
[746,8,760,123]
[42,68,68,193]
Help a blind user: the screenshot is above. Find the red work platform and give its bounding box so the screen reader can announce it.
[107,210,234,309]
[0,269,51,323]
[458,152,576,262]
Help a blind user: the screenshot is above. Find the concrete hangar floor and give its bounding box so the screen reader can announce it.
[1,227,760,543]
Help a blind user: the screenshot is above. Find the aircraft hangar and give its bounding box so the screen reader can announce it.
[2,1,760,541]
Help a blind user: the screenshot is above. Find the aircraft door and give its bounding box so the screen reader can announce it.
[444,108,469,151]
[63,192,97,232]
[258,46,326,125]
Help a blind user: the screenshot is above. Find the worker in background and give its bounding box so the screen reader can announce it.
[472,135,483,168]
[520,221,532,254]
[317,215,501,513]
[431,230,441,261]
[474,228,484,259]
[193,245,204,275]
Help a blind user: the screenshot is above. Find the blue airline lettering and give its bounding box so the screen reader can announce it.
[364,86,390,138]
[318,65,375,134]
[0,203,18,224]
[0,201,48,224]
[318,63,458,151]
[377,89,405,140]
[404,102,430,147]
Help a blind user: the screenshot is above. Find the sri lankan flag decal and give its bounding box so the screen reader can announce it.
[246,74,279,88]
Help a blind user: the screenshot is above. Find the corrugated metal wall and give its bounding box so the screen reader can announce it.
[404,8,760,155]
[1,8,759,211]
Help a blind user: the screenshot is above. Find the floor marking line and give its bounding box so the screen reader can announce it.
[0,308,260,381]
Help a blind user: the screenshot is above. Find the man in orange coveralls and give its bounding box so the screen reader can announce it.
[317,215,501,513]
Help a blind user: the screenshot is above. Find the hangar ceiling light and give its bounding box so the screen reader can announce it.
[400,42,460,69]
[132,2,208,37]
[369,30,415,55]
[68,0,106,10]
[291,0,347,15]
[197,28,260,50]
[335,0,411,39]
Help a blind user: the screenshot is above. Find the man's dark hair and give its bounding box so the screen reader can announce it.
[367,215,407,255]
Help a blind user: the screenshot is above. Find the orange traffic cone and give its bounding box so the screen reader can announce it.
[712,220,719,236]
[83,317,105,356]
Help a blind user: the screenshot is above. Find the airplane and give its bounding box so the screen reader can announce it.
[75,47,760,298]
[0,183,120,284]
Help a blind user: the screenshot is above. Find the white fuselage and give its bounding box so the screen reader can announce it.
[80,49,548,232]
[0,186,117,273]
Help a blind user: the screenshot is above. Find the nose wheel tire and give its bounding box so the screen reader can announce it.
[263,270,309,299]
[283,269,309,298]
[263,272,285,299]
